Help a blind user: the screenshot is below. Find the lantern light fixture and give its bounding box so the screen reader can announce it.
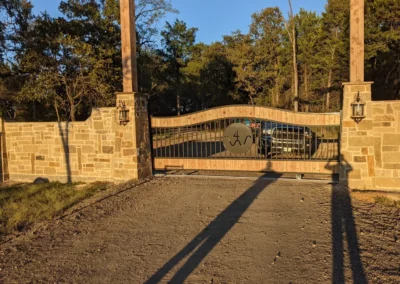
[117,100,130,126]
[351,92,366,124]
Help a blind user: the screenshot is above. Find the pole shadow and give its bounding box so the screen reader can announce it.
[146,156,366,283]
[145,161,280,284]
[328,155,367,283]
[57,121,72,184]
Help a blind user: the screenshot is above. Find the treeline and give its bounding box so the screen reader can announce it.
[0,0,399,121]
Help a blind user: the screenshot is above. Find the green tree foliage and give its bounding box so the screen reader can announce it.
[19,32,113,121]
[194,42,236,109]
[135,0,177,48]
[0,0,34,119]
[222,8,288,107]
[1,0,400,121]
[296,9,324,111]
[249,7,286,107]
[159,19,198,115]
[223,31,259,105]
[3,0,175,121]
[319,0,349,111]
[181,42,236,110]
[16,1,121,121]
[284,0,299,111]
[365,0,400,99]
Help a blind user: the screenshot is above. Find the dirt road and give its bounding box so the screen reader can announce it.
[0,177,399,283]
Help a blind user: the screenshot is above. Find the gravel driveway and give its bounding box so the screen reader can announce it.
[0,177,399,283]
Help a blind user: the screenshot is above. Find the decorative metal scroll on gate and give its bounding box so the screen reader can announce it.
[150,106,341,163]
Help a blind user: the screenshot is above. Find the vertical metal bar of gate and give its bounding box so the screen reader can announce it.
[150,109,342,173]
[200,124,204,158]
[148,108,155,173]
[214,121,217,157]
[191,125,194,158]
[195,124,198,158]
[265,120,269,160]
[259,120,262,159]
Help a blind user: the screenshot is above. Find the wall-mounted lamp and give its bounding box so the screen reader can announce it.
[117,100,130,126]
[351,92,366,124]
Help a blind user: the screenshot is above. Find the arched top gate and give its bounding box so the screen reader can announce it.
[151,105,341,175]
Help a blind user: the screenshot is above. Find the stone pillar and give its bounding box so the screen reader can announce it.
[340,0,374,189]
[114,93,152,181]
[341,82,374,189]
[114,0,152,181]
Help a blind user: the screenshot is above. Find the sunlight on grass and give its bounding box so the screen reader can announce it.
[374,196,400,209]
[0,182,110,238]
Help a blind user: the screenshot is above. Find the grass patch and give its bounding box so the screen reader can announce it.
[374,196,400,209]
[0,182,109,238]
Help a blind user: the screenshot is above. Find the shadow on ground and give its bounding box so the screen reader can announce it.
[146,158,367,284]
[331,156,367,284]
[145,161,280,283]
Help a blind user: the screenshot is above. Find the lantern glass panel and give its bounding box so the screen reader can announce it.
[353,104,363,116]
[119,109,128,121]
[359,104,364,116]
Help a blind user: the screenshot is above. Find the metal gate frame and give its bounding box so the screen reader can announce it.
[150,105,341,175]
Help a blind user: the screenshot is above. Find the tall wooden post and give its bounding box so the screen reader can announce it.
[114,0,153,182]
[350,0,364,83]
[120,0,138,93]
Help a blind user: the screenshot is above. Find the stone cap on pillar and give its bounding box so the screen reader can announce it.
[342,82,374,86]
[342,82,373,101]
[116,92,148,107]
[342,81,373,120]
[115,92,149,117]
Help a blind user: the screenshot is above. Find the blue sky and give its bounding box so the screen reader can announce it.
[31,0,327,44]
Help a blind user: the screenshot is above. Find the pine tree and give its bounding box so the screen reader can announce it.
[160,19,198,115]
[283,0,299,112]
[249,7,285,107]
[320,0,349,111]
[365,0,400,99]
[296,9,323,111]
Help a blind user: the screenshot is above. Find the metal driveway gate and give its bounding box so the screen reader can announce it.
[151,106,341,175]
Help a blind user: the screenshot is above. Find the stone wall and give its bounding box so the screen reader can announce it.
[1,87,399,189]
[341,82,400,191]
[0,93,152,183]
[2,108,117,182]
[371,101,400,189]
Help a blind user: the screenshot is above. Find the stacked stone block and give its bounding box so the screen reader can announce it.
[371,101,400,189]
[0,93,152,183]
[113,93,152,182]
[341,83,374,189]
[341,82,400,190]
[2,108,117,182]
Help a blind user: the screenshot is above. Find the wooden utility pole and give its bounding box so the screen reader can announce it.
[350,0,364,82]
[120,0,138,93]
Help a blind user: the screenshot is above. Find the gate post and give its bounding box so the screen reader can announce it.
[113,93,153,181]
[340,0,374,189]
[113,0,152,181]
[341,83,374,189]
